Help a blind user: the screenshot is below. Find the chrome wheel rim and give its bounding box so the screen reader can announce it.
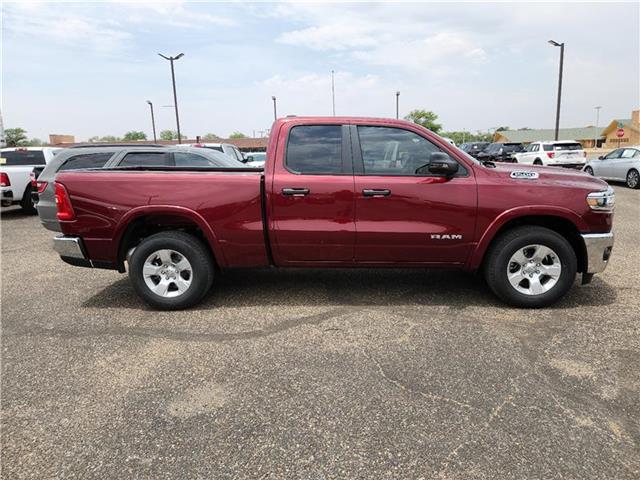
[585,167,593,175]
[143,249,193,298]
[628,170,639,188]
[507,244,561,296]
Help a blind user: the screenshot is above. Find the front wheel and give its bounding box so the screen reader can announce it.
[584,166,594,176]
[484,226,577,308]
[626,169,639,189]
[533,159,543,166]
[20,185,37,214]
[128,231,214,310]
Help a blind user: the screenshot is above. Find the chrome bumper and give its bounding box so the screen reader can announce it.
[582,232,614,274]
[53,236,87,260]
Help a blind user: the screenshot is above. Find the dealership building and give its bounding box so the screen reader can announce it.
[494,109,639,148]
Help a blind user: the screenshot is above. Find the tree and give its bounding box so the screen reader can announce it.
[27,138,43,146]
[100,135,120,142]
[202,133,220,140]
[88,136,101,143]
[159,130,186,141]
[229,131,247,139]
[5,128,28,147]
[495,126,510,132]
[403,110,442,134]
[123,131,147,141]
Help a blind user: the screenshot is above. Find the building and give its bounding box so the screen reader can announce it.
[493,109,639,148]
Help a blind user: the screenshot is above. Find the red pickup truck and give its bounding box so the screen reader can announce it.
[52,117,615,309]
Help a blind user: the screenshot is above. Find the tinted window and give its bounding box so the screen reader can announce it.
[119,152,169,167]
[554,143,583,151]
[503,144,524,153]
[358,126,445,176]
[605,149,623,159]
[286,125,343,174]
[174,152,214,167]
[0,150,46,166]
[58,152,113,171]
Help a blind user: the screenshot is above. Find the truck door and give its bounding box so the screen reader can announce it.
[351,125,477,265]
[269,124,356,264]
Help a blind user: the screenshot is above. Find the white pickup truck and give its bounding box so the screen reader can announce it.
[512,141,587,168]
[1,147,60,212]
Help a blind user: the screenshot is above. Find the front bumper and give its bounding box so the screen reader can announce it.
[582,232,614,274]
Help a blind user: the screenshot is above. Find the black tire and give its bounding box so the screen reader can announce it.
[584,166,594,176]
[484,226,577,308]
[128,231,214,310]
[20,185,37,214]
[626,169,640,189]
[533,159,543,166]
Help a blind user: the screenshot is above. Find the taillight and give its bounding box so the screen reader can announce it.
[37,181,48,194]
[547,152,555,159]
[54,182,75,221]
[30,171,38,188]
[0,172,9,187]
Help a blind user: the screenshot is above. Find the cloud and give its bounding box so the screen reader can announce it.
[277,23,378,51]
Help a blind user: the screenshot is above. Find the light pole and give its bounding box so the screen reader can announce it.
[395,91,400,119]
[548,40,564,141]
[331,70,336,116]
[158,52,184,143]
[594,106,602,149]
[146,100,157,142]
[272,96,277,120]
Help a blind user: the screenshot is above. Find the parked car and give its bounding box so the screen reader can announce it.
[244,151,266,168]
[584,146,640,189]
[460,142,489,158]
[36,146,241,232]
[476,142,524,162]
[0,147,61,212]
[50,116,614,310]
[177,142,245,163]
[513,141,587,168]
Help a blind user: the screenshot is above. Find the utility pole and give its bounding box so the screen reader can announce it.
[594,106,602,149]
[158,53,184,143]
[331,70,336,116]
[396,91,400,119]
[548,40,565,141]
[272,96,277,121]
[146,100,157,142]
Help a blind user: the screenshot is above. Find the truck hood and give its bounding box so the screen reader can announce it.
[487,163,610,191]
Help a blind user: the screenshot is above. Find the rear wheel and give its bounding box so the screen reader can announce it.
[20,185,37,214]
[626,169,639,189]
[484,226,577,308]
[584,166,594,176]
[128,231,214,310]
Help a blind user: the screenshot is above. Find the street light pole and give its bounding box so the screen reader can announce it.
[331,70,336,116]
[548,40,564,141]
[272,96,277,121]
[594,106,602,149]
[158,53,184,143]
[146,100,157,142]
[396,91,400,119]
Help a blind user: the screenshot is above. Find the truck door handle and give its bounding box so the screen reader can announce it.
[362,189,391,197]
[282,187,310,196]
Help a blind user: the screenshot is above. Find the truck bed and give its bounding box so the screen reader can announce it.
[56,169,269,268]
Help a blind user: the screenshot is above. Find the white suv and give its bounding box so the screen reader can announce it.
[513,141,587,168]
[176,143,245,163]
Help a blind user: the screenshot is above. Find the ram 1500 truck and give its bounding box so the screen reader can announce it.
[51,117,615,310]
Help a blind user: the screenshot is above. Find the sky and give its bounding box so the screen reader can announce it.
[2,1,639,141]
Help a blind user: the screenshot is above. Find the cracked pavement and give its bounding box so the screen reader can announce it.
[1,185,639,479]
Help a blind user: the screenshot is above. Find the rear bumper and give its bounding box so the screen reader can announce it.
[582,232,614,274]
[53,235,116,269]
[1,187,14,206]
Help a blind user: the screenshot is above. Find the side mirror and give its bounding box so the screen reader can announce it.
[426,152,459,176]
[245,155,254,162]
[598,155,604,160]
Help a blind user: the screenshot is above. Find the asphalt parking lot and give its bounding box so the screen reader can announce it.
[1,185,639,479]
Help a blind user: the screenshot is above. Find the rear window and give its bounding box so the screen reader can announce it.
[203,146,224,153]
[0,150,46,166]
[286,125,343,174]
[58,153,113,171]
[119,152,169,167]
[554,143,583,151]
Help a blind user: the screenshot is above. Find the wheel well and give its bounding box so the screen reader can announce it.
[486,216,587,273]
[117,215,216,272]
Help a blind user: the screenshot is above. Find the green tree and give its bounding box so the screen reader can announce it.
[159,130,186,141]
[5,128,28,147]
[403,110,442,134]
[100,135,120,142]
[27,138,43,146]
[495,126,510,132]
[202,133,220,140]
[229,131,247,139]
[122,130,147,141]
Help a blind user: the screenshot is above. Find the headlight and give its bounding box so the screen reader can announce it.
[586,186,615,211]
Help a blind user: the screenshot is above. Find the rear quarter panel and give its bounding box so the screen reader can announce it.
[55,171,268,268]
